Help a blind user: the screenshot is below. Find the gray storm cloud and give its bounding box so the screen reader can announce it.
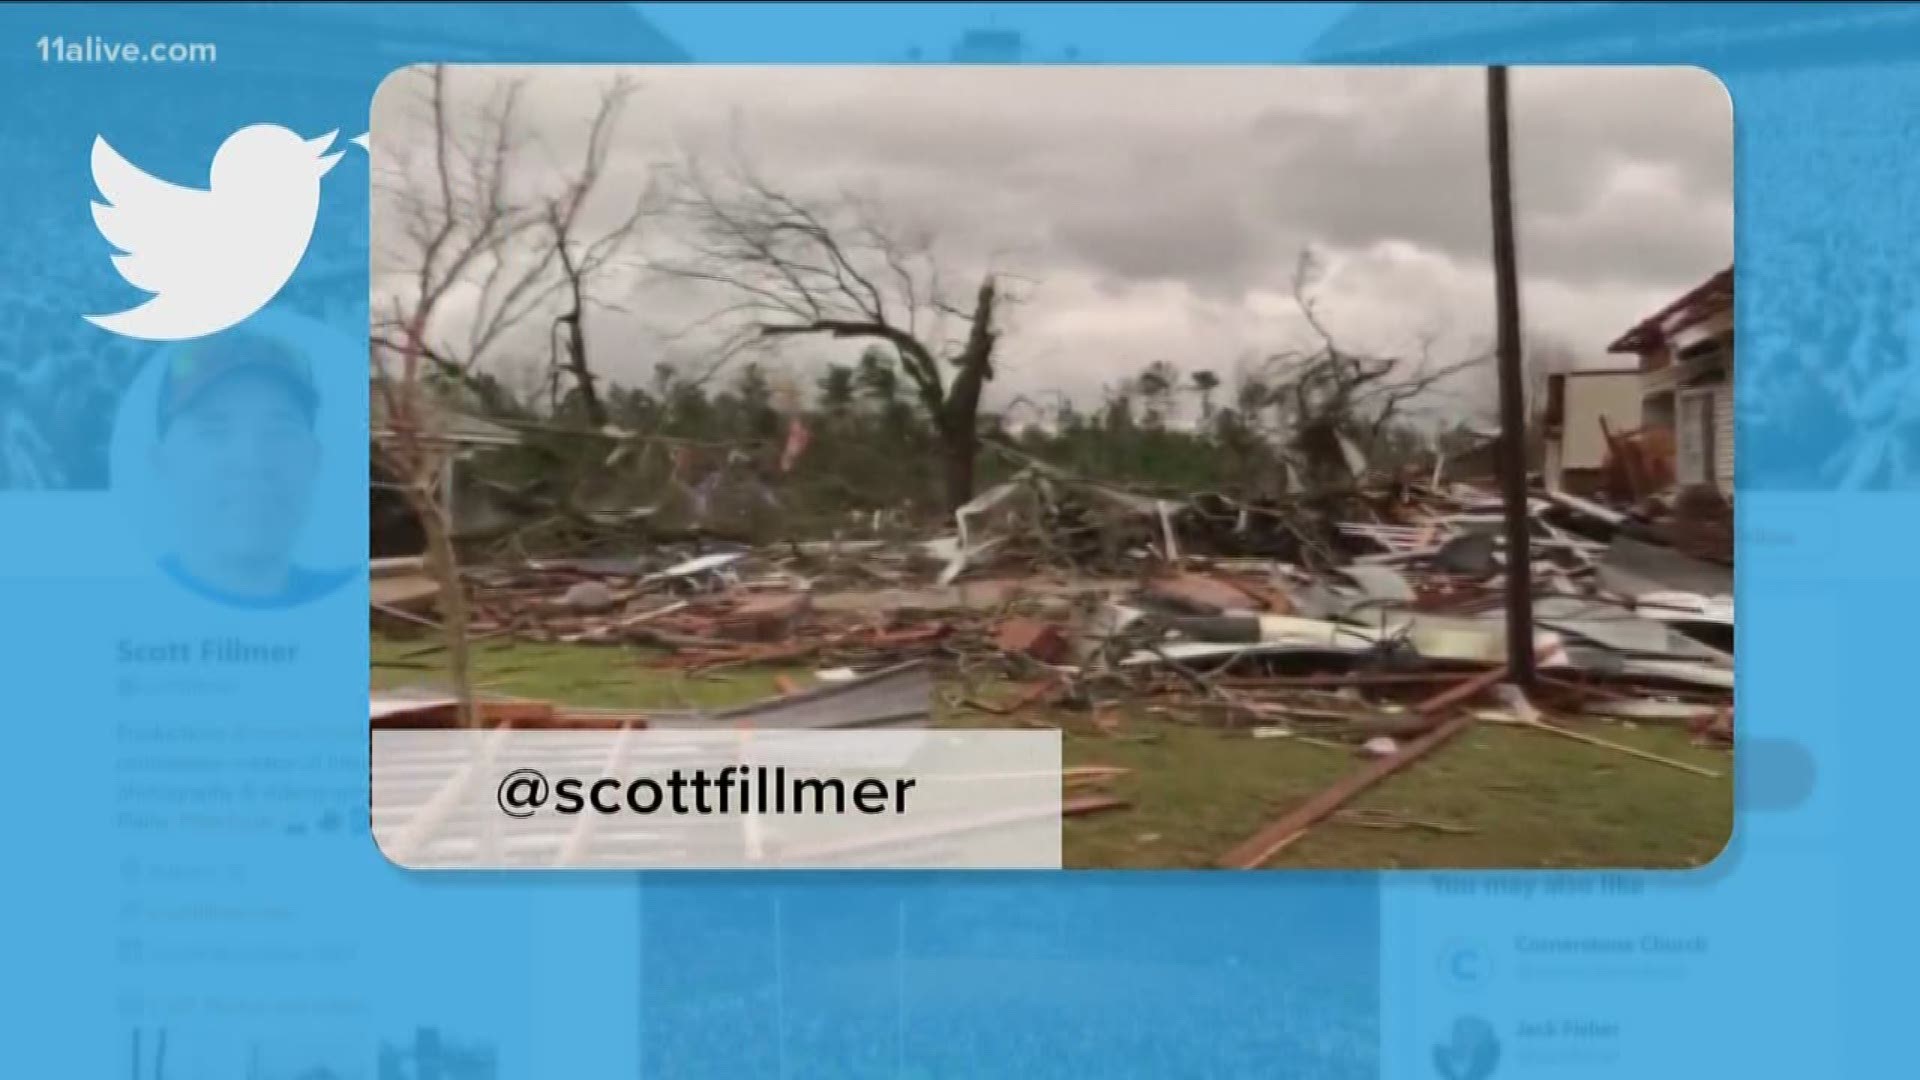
[370,64,1731,414]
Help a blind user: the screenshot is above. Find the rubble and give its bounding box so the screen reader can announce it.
[993,617,1071,665]
[371,555,440,621]
[1145,572,1270,616]
[372,659,935,731]
[375,452,1733,867]
[560,580,617,614]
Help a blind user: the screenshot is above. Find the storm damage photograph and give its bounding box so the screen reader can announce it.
[368,65,1734,870]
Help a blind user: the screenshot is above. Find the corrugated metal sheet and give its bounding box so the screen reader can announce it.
[660,661,933,731]
[1597,537,1733,600]
[1529,596,1725,662]
[371,660,934,732]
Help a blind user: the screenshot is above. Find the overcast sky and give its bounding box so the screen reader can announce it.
[370,65,1731,420]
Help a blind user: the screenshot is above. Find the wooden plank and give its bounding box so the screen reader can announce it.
[1215,649,1553,870]
[1484,715,1721,778]
[1063,794,1130,816]
[1215,709,1480,869]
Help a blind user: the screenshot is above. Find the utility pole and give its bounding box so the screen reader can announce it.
[1486,65,1536,688]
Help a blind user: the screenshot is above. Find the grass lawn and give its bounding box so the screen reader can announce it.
[373,633,1733,870]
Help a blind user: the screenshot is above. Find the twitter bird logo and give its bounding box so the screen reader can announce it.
[86,124,345,341]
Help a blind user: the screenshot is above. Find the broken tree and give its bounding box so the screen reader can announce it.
[660,161,1010,514]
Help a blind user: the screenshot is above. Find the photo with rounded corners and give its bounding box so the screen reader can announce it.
[368,63,1734,871]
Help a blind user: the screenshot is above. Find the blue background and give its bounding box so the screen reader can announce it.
[0,3,1875,1076]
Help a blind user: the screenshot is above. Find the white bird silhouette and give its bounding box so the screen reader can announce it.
[86,124,343,341]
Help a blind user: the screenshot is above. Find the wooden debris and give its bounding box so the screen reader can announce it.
[1144,571,1265,616]
[1216,654,1548,870]
[1063,794,1129,817]
[994,616,1071,664]
[1217,711,1478,868]
[1477,711,1722,778]
[1332,809,1477,835]
[1063,766,1130,788]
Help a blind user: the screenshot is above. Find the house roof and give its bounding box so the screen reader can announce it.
[1607,267,1733,355]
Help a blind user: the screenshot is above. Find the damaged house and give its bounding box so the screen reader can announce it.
[370,388,524,559]
[1540,368,1642,496]
[1608,267,1734,497]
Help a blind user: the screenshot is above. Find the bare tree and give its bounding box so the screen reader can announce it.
[371,69,671,674]
[368,65,648,725]
[373,66,651,428]
[540,75,652,430]
[373,67,545,389]
[370,64,544,728]
[655,161,1013,513]
[1248,251,1489,481]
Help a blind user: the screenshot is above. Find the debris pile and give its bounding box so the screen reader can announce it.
[375,459,1733,867]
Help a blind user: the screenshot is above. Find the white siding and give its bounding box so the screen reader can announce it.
[1676,389,1709,488]
[1674,380,1734,495]
[1712,380,1734,496]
